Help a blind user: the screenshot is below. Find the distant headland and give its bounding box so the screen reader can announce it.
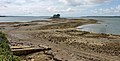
[0,16,6,17]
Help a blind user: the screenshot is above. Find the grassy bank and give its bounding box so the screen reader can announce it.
[0,32,20,61]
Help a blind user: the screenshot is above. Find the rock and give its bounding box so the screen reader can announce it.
[31,59,34,61]
[39,45,51,49]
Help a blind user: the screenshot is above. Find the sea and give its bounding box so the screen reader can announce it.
[0,16,120,35]
[0,16,50,22]
[77,17,120,35]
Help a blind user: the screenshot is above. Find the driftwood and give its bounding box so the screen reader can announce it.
[11,46,51,56]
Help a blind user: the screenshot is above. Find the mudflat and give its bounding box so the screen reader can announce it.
[0,18,120,61]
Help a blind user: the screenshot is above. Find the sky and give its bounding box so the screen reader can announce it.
[0,0,119,17]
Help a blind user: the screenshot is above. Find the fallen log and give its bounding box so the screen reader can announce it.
[11,46,51,56]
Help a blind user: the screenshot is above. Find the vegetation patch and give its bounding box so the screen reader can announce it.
[56,29,90,36]
[56,30,112,38]
[37,22,83,30]
[0,32,20,61]
[37,19,97,30]
[83,33,110,38]
[48,36,68,44]
[69,41,120,56]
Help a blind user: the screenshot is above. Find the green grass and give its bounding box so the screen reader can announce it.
[0,32,20,61]
[0,32,7,40]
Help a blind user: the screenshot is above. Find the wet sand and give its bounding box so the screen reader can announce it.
[0,18,120,61]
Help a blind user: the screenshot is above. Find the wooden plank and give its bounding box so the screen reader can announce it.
[12,48,51,56]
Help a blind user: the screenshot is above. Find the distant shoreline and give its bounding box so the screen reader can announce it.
[0,16,51,17]
[0,16,120,17]
[0,16,6,17]
[81,16,120,18]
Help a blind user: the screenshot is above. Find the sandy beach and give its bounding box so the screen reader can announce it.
[0,18,120,61]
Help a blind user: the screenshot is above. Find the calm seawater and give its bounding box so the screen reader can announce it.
[0,16,50,22]
[77,18,120,35]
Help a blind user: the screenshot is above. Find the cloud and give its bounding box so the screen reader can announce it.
[84,0,111,4]
[0,0,55,6]
[91,5,120,15]
[59,0,112,6]
[0,0,56,15]
[0,0,113,7]
[0,0,118,16]
[47,6,76,14]
[59,0,83,6]
[0,0,80,15]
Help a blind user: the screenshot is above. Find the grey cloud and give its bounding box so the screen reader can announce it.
[59,0,112,6]
[0,0,43,6]
[59,0,83,6]
[84,0,111,4]
[91,5,120,15]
